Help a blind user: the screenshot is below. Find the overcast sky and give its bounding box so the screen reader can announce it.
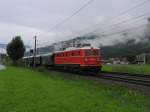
[0,0,150,47]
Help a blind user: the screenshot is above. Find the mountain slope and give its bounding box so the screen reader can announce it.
[101,38,150,59]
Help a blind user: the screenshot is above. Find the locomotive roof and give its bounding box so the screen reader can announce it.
[56,46,99,53]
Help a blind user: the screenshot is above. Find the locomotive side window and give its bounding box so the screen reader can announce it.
[67,52,69,56]
[84,49,99,56]
[56,53,59,57]
[61,53,63,57]
[56,50,81,57]
[78,51,80,55]
[93,50,99,55]
[65,52,67,56]
[75,51,80,56]
[72,51,74,56]
[56,53,65,57]
[85,50,90,56]
[71,50,80,56]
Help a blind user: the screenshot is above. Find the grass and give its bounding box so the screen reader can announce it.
[0,67,149,112]
[102,64,150,75]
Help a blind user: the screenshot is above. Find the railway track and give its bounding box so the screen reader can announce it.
[50,67,150,87]
[47,67,150,94]
[99,72,150,87]
[52,68,150,87]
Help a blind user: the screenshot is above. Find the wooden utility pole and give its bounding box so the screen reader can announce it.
[34,35,37,68]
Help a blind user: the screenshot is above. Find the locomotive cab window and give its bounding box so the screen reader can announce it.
[84,49,99,56]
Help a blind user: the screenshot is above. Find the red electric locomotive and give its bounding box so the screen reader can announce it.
[23,45,102,74]
[54,46,102,73]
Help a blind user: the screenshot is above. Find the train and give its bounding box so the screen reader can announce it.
[23,46,102,74]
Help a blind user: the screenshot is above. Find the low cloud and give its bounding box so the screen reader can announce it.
[0,22,56,47]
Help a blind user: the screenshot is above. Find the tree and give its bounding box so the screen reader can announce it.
[7,36,25,65]
[126,55,136,64]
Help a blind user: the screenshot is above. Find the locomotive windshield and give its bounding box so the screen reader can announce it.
[84,49,99,56]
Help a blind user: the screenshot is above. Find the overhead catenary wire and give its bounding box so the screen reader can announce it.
[62,0,150,39]
[96,24,147,38]
[85,0,150,29]
[49,0,95,30]
[39,0,150,47]
[84,12,150,36]
[50,0,150,32]
[36,0,95,40]
[58,14,149,43]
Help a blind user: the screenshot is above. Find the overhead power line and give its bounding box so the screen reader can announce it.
[89,0,150,28]
[67,0,150,38]
[97,24,146,38]
[50,0,95,30]
[40,0,150,47]
[85,12,150,36]
[61,13,149,41]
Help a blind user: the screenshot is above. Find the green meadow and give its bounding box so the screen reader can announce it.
[102,64,150,75]
[0,67,149,112]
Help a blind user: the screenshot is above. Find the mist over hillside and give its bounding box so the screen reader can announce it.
[25,18,150,59]
[101,38,150,59]
[100,18,150,59]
